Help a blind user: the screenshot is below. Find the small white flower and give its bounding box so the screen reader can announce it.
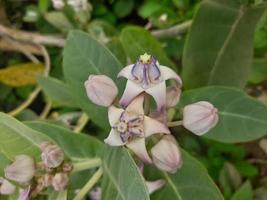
[85,75,118,107]
[183,101,218,135]
[151,135,182,173]
[105,94,170,163]
[118,53,182,111]
[5,155,35,184]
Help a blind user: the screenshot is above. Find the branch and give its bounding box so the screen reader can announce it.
[151,20,192,38]
[0,24,65,47]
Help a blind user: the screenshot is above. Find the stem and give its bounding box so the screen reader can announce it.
[73,113,90,133]
[167,120,183,127]
[8,87,41,116]
[73,167,103,200]
[151,20,192,38]
[39,99,52,119]
[72,158,102,173]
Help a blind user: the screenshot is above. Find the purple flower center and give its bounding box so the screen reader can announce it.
[113,111,144,143]
[131,56,161,89]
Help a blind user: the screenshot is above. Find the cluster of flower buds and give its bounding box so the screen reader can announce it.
[1,142,72,199]
[84,53,219,174]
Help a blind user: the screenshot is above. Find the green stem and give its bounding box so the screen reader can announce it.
[74,113,90,133]
[72,158,102,173]
[167,120,183,127]
[73,167,103,200]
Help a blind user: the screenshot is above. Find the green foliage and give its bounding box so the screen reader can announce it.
[63,30,122,131]
[182,0,267,89]
[101,147,150,200]
[120,26,176,68]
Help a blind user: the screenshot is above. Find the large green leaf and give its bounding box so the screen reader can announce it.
[150,150,223,200]
[37,76,77,107]
[101,146,150,200]
[63,30,122,131]
[120,26,175,68]
[182,0,267,89]
[0,112,51,160]
[180,86,267,143]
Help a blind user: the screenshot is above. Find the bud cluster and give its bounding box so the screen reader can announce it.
[85,53,219,175]
[1,142,72,199]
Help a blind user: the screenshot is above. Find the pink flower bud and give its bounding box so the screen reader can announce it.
[5,155,35,184]
[183,101,218,135]
[166,86,181,108]
[40,143,64,168]
[52,173,69,191]
[0,177,16,195]
[84,75,118,107]
[151,135,182,173]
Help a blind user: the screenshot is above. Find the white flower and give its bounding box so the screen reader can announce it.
[84,75,118,107]
[5,155,35,184]
[151,135,182,173]
[183,101,218,135]
[104,94,170,163]
[118,53,182,111]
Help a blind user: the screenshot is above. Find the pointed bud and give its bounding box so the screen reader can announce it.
[40,143,64,168]
[166,86,181,108]
[0,177,16,195]
[52,173,69,191]
[62,163,73,172]
[84,75,118,107]
[183,101,218,135]
[151,135,182,173]
[52,0,65,10]
[18,186,31,200]
[146,179,165,194]
[5,155,35,184]
[90,187,102,200]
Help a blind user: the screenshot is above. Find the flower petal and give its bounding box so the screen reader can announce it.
[104,129,125,146]
[18,186,31,200]
[144,116,170,137]
[146,81,166,111]
[160,65,182,86]
[126,138,152,163]
[108,106,124,126]
[117,64,134,79]
[146,179,165,194]
[119,81,144,108]
[125,93,145,115]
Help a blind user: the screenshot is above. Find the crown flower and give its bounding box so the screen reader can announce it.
[118,53,182,110]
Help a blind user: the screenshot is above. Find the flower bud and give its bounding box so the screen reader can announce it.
[52,0,65,10]
[183,101,218,135]
[146,179,165,194]
[84,75,118,107]
[62,163,73,172]
[0,177,16,195]
[18,186,31,200]
[52,173,69,191]
[166,86,181,108]
[40,143,64,168]
[151,135,182,173]
[5,155,35,184]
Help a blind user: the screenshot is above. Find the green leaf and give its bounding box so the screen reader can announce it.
[48,191,68,200]
[180,86,267,143]
[231,181,252,200]
[248,59,267,84]
[182,0,267,89]
[0,153,10,177]
[37,76,77,107]
[120,26,175,68]
[25,121,103,159]
[0,112,51,160]
[114,0,134,18]
[63,30,122,130]
[101,146,150,200]
[150,150,223,200]
[44,12,73,33]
